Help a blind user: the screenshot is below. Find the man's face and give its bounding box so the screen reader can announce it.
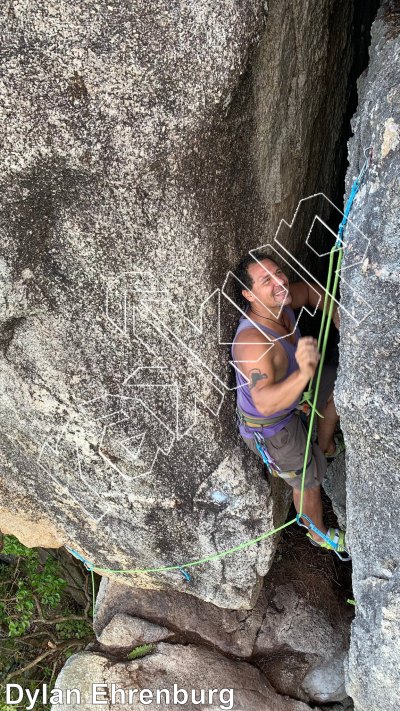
[242,258,292,310]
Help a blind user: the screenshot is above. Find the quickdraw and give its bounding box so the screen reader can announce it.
[296,514,351,562]
[253,431,282,476]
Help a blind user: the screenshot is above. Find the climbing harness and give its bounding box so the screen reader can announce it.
[65,146,373,598]
[236,404,293,429]
[236,402,308,428]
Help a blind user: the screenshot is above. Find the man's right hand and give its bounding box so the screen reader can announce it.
[295,337,320,380]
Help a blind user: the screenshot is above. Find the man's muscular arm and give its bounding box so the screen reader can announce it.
[233,333,320,417]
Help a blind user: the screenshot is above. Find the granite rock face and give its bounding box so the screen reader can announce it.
[2,0,396,706]
[0,0,284,609]
[334,3,400,709]
[0,0,357,609]
[250,0,354,264]
[322,454,347,530]
[52,645,319,711]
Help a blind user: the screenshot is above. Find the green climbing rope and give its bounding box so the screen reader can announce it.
[77,519,298,619]
[299,245,343,515]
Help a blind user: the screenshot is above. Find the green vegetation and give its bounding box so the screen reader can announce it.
[0,535,95,710]
[127,643,155,660]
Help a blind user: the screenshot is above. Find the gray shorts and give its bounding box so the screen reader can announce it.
[240,365,336,490]
[242,413,326,490]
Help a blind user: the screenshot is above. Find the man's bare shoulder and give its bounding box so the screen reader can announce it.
[233,321,293,377]
[234,326,271,345]
[233,326,275,363]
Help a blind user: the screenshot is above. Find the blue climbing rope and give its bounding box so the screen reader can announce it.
[336,146,373,247]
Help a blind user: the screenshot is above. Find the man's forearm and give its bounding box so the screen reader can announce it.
[254,370,309,417]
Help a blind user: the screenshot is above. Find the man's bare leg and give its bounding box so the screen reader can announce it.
[293,485,327,542]
[317,394,339,455]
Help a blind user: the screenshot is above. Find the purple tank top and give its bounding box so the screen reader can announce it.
[232,307,301,439]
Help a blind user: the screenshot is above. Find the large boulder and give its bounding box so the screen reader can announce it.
[96,613,173,652]
[335,3,400,709]
[51,645,318,711]
[254,528,352,705]
[93,576,264,659]
[254,583,348,703]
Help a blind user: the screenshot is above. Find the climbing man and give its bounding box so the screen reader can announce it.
[232,251,348,556]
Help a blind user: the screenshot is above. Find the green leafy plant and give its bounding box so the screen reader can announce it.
[56,618,92,640]
[0,535,96,710]
[1,537,68,637]
[127,643,155,660]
